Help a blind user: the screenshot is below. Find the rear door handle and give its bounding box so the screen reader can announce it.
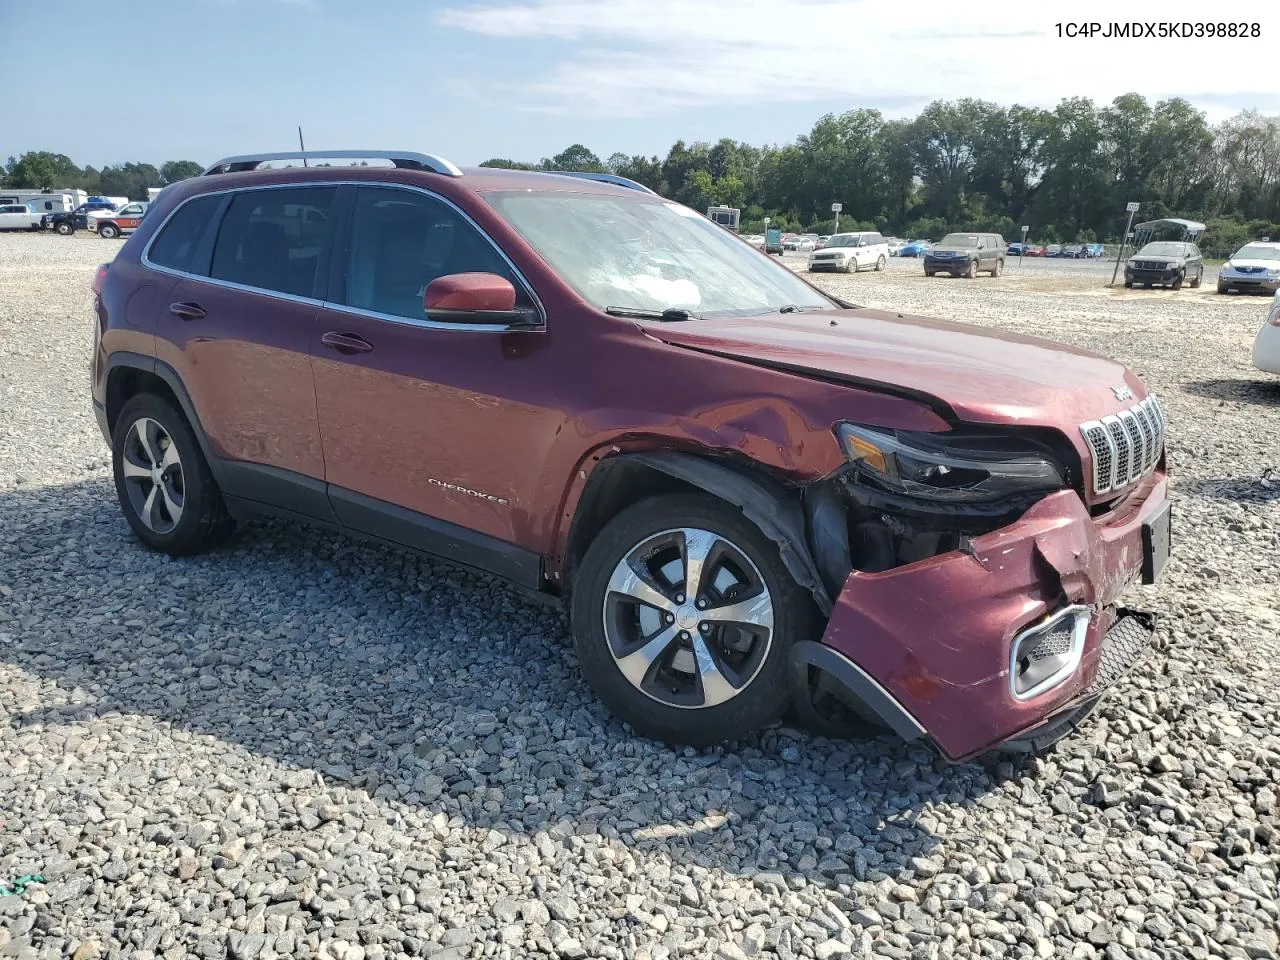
[321,331,374,355]
[169,301,206,321]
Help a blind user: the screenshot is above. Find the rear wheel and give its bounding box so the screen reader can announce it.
[571,493,815,747]
[112,394,235,556]
[1190,270,1201,289]
[99,222,119,239]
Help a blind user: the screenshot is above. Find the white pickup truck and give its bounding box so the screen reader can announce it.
[0,204,41,231]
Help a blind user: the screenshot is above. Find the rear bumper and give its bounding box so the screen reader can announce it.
[806,477,1168,761]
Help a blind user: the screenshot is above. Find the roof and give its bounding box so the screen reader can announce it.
[1134,217,1206,236]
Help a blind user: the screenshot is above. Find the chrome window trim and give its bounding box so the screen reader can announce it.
[1009,604,1090,702]
[140,179,547,332]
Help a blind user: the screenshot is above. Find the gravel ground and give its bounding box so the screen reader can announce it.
[1,232,1278,960]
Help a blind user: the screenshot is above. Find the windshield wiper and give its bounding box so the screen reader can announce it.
[605,306,698,322]
[778,304,811,313]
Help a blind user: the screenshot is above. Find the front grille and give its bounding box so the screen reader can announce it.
[1133,260,1167,271]
[1236,266,1265,274]
[1079,395,1166,495]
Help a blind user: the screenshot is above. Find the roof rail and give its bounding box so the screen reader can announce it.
[201,150,463,178]
[552,171,659,195]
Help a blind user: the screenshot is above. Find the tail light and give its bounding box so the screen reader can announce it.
[92,263,109,296]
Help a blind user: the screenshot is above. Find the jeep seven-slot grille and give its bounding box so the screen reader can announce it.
[1080,395,1166,496]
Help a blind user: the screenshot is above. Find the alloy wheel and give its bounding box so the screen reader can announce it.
[602,527,774,709]
[120,417,185,534]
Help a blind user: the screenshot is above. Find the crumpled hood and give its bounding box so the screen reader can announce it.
[651,308,1148,429]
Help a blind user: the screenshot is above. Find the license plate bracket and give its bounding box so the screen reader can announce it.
[1141,501,1171,584]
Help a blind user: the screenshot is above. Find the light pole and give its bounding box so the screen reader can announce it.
[1020,225,1028,264]
[1111,201,1140,286]
[831,202,842,235]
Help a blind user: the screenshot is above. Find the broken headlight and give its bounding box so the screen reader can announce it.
[836,423,1067,503]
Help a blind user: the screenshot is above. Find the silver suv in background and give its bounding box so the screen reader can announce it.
[924,232,1007,278]
[808,231,889,273]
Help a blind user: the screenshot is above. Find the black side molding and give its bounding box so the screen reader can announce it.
[329,486,543,590]
[788,640,927,743]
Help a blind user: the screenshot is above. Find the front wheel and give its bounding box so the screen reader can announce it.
[571,493,816,747]
[1171,271,1183,291]
[965,260,978,279]
[99,223,119,239]
[844,258,857,273]
[875,255,886,272]
[1217,282,1229,294]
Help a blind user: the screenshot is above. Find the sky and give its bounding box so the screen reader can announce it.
[2,0,1278,171]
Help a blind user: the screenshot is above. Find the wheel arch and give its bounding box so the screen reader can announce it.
[104,353,220,474]
[561,449,833,615]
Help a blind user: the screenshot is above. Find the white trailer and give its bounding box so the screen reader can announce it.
[707,205,741,232]
[0,188,87,210]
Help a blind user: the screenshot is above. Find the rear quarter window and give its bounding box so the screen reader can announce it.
[148,195,223,274]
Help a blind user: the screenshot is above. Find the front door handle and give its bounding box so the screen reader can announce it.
[169,301,206,320]
[321,331,374,355]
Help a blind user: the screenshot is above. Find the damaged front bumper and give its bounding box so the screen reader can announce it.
[793,474,1168,762]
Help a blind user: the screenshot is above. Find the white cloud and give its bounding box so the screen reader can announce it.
[437,0,1278,119]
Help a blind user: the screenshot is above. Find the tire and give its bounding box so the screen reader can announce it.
[1171,271,1183,291]
[924,270,935,277]
[1190,270,1201,289]
[570,492,816,747]
[991,258,1003,277]
[965,260,978,279]
[1217,282,1229,294]
[55,221,73,236]
[112,393,235,556]
[99,222,119,239]
[1124,280,1133,289]
[875,255,886,272]
[844,258,856,274]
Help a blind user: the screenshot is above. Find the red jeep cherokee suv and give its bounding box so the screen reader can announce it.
[90,151,1171,761]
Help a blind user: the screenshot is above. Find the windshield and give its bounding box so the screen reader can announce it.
[1234,244,1280,261]
[1138,242,1188,257]
[824,234,861,248]
[485,191,835,317]
[938,233,979,247]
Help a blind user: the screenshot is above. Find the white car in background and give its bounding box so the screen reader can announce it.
[1218,241,1280,295]
[0,203,41,231]
[886,237,906,256]
[1252,291,1280,374]
[807,231,890,273]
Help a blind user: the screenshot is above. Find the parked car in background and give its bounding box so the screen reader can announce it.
[924,232,1007,278]
[784,235,816,252]
[0,203,42,231]
[886,238,906,256]
[816,235,830,249]
[45,199,121,235]
[1045,244,1063,258]
[898,239,932,257]
[1124,241,1204,290]
[1008,242,1025,256]
[1024,245,1047,257]
[1253,291,1280,373]
[1217,241,1280,295]
[90,148,1169,759]
[1082,243,1105,258]
[91,201,151,239]
[741,234,765,249]
[808,232,889,273]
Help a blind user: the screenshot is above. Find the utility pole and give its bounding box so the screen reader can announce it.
[1111,201,1139,286]
[831,202,842,234]
[298,126,308,167]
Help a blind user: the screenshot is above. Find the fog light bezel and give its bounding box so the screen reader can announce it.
[1009,604,1090,701]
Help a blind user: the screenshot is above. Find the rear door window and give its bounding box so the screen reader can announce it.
[147,194,223,274]
[210,187,337,298]
[340,186,532,322]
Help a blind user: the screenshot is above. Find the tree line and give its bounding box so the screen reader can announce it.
[8,93,1277,258]
[484,95,1280,258]
[1,153,204,203]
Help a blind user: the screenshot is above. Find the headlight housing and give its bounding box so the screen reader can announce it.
[835,424,1067,503]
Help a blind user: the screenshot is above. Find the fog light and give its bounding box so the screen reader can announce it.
[1009,605,1090,700]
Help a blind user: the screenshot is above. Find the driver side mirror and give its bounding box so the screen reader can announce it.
[423,273,538,326]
